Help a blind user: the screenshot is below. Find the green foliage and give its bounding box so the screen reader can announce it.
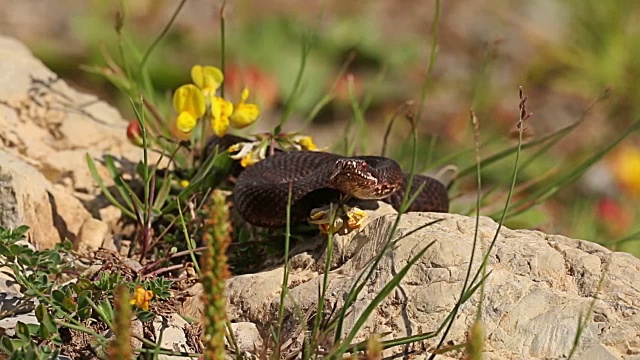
[0,339,59,360]
[0,225,174,358]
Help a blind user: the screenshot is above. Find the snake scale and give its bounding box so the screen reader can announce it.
[207,135,449,228]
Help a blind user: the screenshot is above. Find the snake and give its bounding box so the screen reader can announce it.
[207,135,449,228]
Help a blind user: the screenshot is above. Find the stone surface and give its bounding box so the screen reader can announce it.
[0,292,38,338]
[183,210,640,359]
[0,35,142,194]
[0,35,147,248]
[74,218,110,254]
[0,150,91,249]
[152,314,194,359]
[576,344,624,360]
[229,322,263,354]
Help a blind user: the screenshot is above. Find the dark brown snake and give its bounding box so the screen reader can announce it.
[207,135,449,228]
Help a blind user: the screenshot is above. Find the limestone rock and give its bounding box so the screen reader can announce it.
[0,35,156,248]
[0,35,148,222]
[229,322,263,354]
[74,218,110,254]
[183,210,640,359]
[0,150,91,249]
[152,314,194,359]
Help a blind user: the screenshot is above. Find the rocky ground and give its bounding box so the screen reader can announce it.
[0,36,639,359]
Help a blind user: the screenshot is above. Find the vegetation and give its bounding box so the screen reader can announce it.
[1,0,638,359]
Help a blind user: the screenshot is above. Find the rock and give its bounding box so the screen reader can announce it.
[0,149,60,248]
[0,267,21,294]
[0,292,38,338]
[99,319,144,358]
[152,314,194,359]
[0,35,144,194]
[74,218,110,254]
[0,35,152,234]
[0,312,39,338]
[183,210,640,359]
[0,150,91,249]
[49,186,94,239]
[98,205,123,233]
[576,344,624,360]
[100,234,119,253]
[229,322,263,354]
[0,35,161,248]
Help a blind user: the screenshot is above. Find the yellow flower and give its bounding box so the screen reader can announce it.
[228,140,268,167]
[130,287,154,311]
[210,97,234,137]
[179,179,190,188]
[308,204,367,233]
[291,135,318,151]
[190,65,223,98]
[173,84,205,133]
[230,88,260,129]
[172,66,261,137]
[240,152,261,167]
[612,145,640,197]
[346,207,367,229]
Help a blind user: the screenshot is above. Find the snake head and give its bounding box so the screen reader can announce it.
[330,159,399,199]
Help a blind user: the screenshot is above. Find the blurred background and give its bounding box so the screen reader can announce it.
[1,0,639,255]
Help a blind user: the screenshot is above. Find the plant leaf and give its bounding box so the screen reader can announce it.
[86,153,136,219]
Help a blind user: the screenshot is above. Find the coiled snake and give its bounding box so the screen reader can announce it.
[208,135,449,228]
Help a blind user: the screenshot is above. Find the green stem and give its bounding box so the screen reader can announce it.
[274,182,294,358]
[276,34,312,133]
[178,200,201,275]
[138,0,187,75]
[220,2,227,98]
[415,0,440,124]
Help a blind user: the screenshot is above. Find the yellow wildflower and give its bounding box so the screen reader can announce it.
[611,145,640,198]
[172,65,261,137]
[210,97,234,137]
[308,204,367,233]
[190,65,223,98]
[130,287,154,311]
[173,84,205,133]
[346,207,367,229]
[230,88,260,129]
[228,140,268,167]
[240,151,262,167]
[179,179,190,188]
[291,134,318,151]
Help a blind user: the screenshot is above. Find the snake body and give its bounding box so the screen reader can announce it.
[208,136,449,228]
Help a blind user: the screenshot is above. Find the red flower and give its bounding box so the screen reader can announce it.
[596,197,633,237]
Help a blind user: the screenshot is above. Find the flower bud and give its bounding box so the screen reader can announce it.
[126,120,144,147]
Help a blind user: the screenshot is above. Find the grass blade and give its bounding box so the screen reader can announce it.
[330,241,437,356]
[86,153,136,219]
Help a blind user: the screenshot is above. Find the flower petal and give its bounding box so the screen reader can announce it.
[240,87,250,102]
[240,153,260,167]
[173,84,206,118]
[211,112,230,137]
[298,136,317,151]
[191,65,224,96]
[230,104,260,128]
[290,134,318,151]
[176,111,198,133]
